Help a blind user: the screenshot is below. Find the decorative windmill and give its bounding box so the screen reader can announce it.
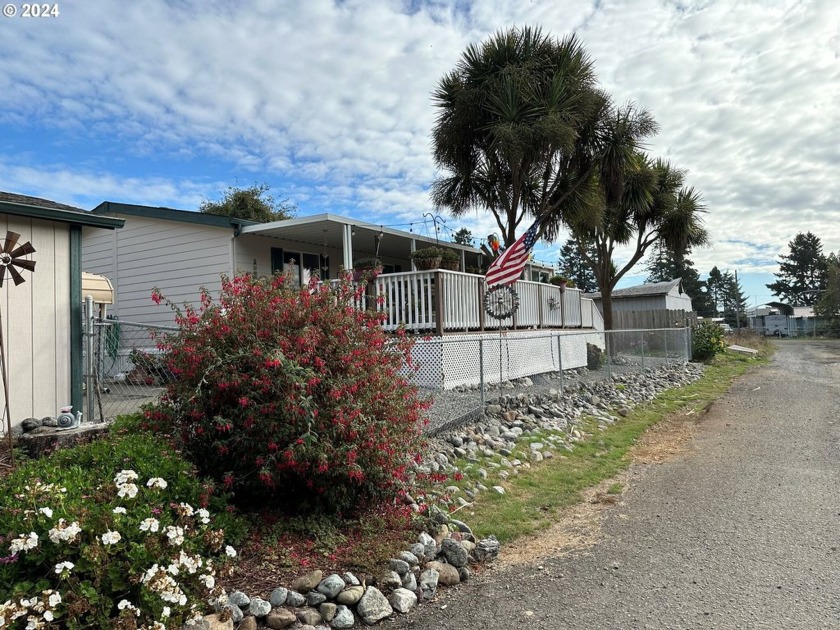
[1,231,36,469]
[0,231,36,286]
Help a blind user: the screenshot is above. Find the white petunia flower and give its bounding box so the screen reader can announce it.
[139,518,160,533]
[112,507,127,514]
[160,606,171,619]
[47,592,61,607]
[117,483,139,499]
[164,526,184,547]
[9,532,39,555]
[146,477,168,490]
[114,469,139,484]
[198,574,215,589]
[196,508,211,524]
[101,530,121,545]
[225,545,237,558]
[38,507,53,519]
[43,611,54,622]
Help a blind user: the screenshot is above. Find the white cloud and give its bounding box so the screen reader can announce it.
[0,0,838,280]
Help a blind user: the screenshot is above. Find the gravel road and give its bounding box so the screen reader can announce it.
[389,340,840,629]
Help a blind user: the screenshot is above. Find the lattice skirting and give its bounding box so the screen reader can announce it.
[404,330,606,390]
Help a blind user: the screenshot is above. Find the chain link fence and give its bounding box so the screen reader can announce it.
[82,314,691,426]
[414,328,692,434]
[83,318,176,422]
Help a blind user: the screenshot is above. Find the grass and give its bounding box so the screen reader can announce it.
[441,346,771,544]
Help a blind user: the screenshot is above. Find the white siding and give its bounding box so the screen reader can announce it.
[664,292,693,310]
[82,216,233,326]
[1,216,70,429]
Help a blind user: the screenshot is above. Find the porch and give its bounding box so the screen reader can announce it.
[348,269,604,334]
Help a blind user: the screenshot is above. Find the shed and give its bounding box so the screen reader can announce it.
[586,278,693,313]
[0,192,123,432]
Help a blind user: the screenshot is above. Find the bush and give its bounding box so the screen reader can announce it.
[145,273,428,515]
[692,320,727,361]
[586,342,605,370]
[0,426,242,629]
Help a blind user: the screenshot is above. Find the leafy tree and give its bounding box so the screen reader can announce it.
[452,227,475,246]
[431,26,637,247]
[569,156,708,330]
[766,232,827,305]
[200,183,296,223]
[557,237,598,293]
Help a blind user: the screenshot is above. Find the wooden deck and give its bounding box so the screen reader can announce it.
[351,270,602,334]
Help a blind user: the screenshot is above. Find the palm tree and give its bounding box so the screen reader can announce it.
[431,26,613,247]
[570,156,709,330]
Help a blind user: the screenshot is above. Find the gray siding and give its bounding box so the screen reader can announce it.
[82,215,233,326]
[1,215,70,428]
[610,295,667,313]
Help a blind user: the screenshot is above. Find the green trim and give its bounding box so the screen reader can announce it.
[0,201,124,229]
[69,226,83,414]
[92,201,258,229]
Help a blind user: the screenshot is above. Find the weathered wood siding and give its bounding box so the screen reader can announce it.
[611,309,697,330]
[82,216,233,326]
[1,215,70,428]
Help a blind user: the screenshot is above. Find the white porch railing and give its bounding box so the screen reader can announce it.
[369,270,588,333]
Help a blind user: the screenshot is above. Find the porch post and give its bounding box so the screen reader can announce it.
[342,224,353,270]
[410,239,417,271]
[434,271,445,335]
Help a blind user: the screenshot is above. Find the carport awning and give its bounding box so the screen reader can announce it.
[767,301,794,316]
[82,271,114,304]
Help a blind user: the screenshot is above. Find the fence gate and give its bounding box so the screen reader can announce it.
[83,312,176,423]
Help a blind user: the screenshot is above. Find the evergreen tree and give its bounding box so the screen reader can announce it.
[719,271,747,327]
[814,253,840,335]
[645,243,712,315]
[557,237,598,293]
[766,232,827,305]
[705,267,725,315]
[452,228,475,246]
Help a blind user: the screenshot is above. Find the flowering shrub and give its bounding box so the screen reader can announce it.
[692,320,727,361]
[0,430,241,628]
[144,273,428,514]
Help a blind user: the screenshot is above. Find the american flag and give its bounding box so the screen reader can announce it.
[485,216,543,288]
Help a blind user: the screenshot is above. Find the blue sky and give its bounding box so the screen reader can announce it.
[2,0,838,306]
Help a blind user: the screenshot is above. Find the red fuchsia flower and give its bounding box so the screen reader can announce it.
[238,397,249,408]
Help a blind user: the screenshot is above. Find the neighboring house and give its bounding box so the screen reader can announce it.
[0,192,123,431]
[586,279,694,329]
[82,202,485,327]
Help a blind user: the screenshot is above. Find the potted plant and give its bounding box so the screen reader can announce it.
[439,248,460,271]
[352,257,383,282]
[549,275,575,290]
[410,247,443,270]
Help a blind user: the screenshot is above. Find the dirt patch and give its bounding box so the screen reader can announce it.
[497,407,708,567]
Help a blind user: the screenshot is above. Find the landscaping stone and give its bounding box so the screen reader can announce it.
[317,573,346,599]
[269,587,288,607]
[296,608,323,626]
[474,536,501,563]
[306,590,327,606]
[335,585,365,605]
[292,569,323,594]
[237,617,257,630]
[265,608,296,629]
[319,602,338,622]
[228,591,250,608]
[440,538,469,567]
[425,560,460,586]
[388,558,411,575]
[343,571,361,586]
[182,613,233,630]
[284,590,306,607]
[248,597,271,617]
[388,587,419,613]
[419,569,440,600]
[331,605,355,629]
[357,586,393,624]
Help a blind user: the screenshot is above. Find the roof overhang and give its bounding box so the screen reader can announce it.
[0,200,124,229]
[238,213,481,259]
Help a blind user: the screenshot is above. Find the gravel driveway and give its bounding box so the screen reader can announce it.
[389,340,840,629]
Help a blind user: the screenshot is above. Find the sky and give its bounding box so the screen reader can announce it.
[1,0,838,306]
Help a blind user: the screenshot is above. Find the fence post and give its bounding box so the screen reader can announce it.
[434,271,445,336]
[85,295,94,424]
[479,338,485,407]
[606,330,612,379]
[640,330,645,371]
